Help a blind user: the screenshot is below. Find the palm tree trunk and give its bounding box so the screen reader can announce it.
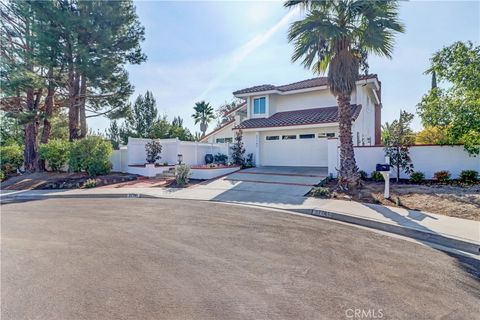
[337,94,359,188]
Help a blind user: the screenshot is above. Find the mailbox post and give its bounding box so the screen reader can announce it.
[376,157,391,199]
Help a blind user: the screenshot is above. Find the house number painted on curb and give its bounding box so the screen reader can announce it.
[314,210,333,218]
[127,194,141,198]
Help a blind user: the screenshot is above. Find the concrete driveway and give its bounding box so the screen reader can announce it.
[179,166,327,204]
[2,198,478,320]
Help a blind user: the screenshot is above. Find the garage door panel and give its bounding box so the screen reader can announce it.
[261,134,328,166]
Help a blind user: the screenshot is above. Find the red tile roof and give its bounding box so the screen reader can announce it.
[199,119,235,142]
[233,74,378,95]
[234,105,362,130]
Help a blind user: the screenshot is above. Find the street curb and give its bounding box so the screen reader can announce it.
[296,208,480,256]
[2,191,479,256]
[0,193,160,200]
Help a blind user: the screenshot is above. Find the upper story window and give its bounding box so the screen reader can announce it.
[253,97,266,114]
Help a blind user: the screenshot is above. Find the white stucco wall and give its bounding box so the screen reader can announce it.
[126,137,230,167]
[269,89,338,114]
[328,139,479,179]
[204,122,235,143]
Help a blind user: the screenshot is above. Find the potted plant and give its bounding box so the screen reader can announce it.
[145,140,162,166]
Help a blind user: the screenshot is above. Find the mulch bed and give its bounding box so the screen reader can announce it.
[1,172,139,190]
[309,178,480,221]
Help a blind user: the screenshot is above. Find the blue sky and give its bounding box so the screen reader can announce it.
[89,0,480,134]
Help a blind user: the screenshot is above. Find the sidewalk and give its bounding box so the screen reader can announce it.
[2,186,479,255]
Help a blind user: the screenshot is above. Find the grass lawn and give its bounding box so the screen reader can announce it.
[311,179,480,221]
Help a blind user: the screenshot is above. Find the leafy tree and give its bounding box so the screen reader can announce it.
[106,120,121,150]
[149,115,171,140]
[215,99,241,128]
[230,130,245,166]
[382,111,415,182]
[415,126,451,145]
[192,101,215,137]
[285,0,404,187]
[417,41,480,155]
[168,116,193,141]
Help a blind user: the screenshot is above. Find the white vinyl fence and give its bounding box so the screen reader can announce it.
[327,139,479,179]
[110,137,231,173]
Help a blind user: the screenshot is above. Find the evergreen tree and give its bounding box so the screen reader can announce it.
[124,91,158,138]
[106,120,121,150]
[230,130,245,166]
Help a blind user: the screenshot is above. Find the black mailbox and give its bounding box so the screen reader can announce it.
[376,164,390,172]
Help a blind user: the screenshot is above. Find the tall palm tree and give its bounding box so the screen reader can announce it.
[285,0,404,188]
[192,101,215,137]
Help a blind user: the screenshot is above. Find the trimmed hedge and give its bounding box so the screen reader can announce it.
[69,136,112,176]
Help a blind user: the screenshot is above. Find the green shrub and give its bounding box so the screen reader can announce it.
[358,170,368,180]
[175,164,191,186]
[371,171,384,182]
[214,153,228,165]
[39,139,70,171]
[409,171,425,184]
[83,178,98,188]
[0,170,5,181]
[434,170,451,183]
[460,170,478,183]
[0,143,23,173]
[69,136,112,176]
[310,187,331,198]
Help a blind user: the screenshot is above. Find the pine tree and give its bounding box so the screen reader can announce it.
[106,120,121,150]
[125,91,158,138]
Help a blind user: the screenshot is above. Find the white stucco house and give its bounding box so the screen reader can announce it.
[201,74,382,167]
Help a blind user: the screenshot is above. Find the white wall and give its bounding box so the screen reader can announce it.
[126,137,231,166]
[270,89,338,114]
[204,122,235,143]
[110,147,128,173]
[328,139,479,179]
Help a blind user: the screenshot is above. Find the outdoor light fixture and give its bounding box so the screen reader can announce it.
[177,154,183,165]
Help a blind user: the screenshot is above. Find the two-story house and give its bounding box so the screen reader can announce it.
[201,74,382,167]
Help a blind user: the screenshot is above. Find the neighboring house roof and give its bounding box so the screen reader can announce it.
[199,119,235,142]
[199,102,247,142]
[234,105,362,130]
[233,74,378,95]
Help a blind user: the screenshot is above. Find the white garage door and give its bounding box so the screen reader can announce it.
[260,132,328,167]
